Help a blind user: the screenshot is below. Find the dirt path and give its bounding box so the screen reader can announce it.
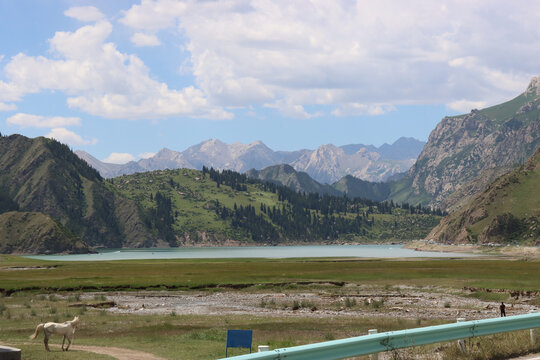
[70,345,167,360]
[14,343,167,360]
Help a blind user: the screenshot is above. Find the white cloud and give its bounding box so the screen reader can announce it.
[7,113,81,128]
[64,6,105,22]
[2,0,540,124]
[119,0,539,113]
[446,100,487,113]
[0,102,16,111]
[46,128,97,146]
[103,152,136,164]
[119,0,187,31]
[1,20,231,120]
[130,33,161,47]
[138,152,156,159]
[332,103,396,117]
[265,100,321,119]
[0,79,26,102]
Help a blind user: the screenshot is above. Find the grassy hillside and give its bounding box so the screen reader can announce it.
[0,134,156,251]
[246,164,341,196]
[0,211,90,254]
[427,148,540,245]
[111,168,442,244]
[332,175,391,202]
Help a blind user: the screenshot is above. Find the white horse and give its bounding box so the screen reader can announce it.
[30,316,80,351]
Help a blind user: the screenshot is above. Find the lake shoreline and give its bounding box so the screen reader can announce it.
[26,244,478,261]
[405,240,540,259]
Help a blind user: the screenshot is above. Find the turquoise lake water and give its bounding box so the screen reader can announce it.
[26,245,477,261]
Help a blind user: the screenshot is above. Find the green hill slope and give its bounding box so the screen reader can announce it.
[0,134,156,250]
[332,175,391,202]
[246,164,342,196]
[112,168,442,244]
[427,148,540,245]
[0,211,90,254]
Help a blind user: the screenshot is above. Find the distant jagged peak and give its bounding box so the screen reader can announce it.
[245,140,273,151]
[525,76,540,96]
[199,138,227,148]
[156,147,176,155]
[153,147,182,159]
[315,143,343,153]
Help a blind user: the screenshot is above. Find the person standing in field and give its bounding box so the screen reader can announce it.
[500,302,506,317]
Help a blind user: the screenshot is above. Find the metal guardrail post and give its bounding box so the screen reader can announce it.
[456,318,466,353]
[531,311,538,346]
[368,329,378,360]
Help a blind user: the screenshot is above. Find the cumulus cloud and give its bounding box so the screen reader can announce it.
[265,100,321,119]
[138,152,156,159]
[446,100,487,113]
[332,103,396,117]
[0,102,16,111]
[64,6,105,22]
[103,152,136,164]
[7,113,81,128]
[46,128,97,146]
[1,19,231,120]
[119,0,539,113]
[130,33,161,47]
[119,0,187,31]
[3,0,540,124]
[0,79,26,102]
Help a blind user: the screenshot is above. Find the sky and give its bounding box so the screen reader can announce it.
[0,1,538,164]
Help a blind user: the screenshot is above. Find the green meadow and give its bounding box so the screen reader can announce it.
[1,256,539,359]
[1,256,540,294]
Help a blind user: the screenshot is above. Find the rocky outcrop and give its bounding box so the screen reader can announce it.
[426,147,540,245]
[395,77,540,209]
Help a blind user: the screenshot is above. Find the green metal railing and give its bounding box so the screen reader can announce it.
[219,312,540,360]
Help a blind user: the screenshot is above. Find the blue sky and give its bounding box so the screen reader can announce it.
[1,1,538,163]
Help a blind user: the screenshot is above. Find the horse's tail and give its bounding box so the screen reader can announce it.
[30,323,44,340]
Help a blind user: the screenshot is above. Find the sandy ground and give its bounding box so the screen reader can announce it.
[405,241,540,259]
[84,286,539,321]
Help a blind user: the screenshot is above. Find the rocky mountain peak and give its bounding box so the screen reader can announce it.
[394,78,540,209]
[155,147,177,157]
[525,76,540,97]
[249,140,265,147]
[314,144,343,156]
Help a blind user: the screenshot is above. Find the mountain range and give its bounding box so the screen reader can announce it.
[2,77,540,253]
[76,137,425,184]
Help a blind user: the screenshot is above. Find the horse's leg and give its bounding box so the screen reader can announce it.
[65,335,72,351]
[62,335,66,351]
[44,331,50,352]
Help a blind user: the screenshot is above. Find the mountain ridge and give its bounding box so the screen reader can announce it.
[76,137,425,183]
[0,134,158,252]
[390,77,540,209]
[426,147,540,244]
